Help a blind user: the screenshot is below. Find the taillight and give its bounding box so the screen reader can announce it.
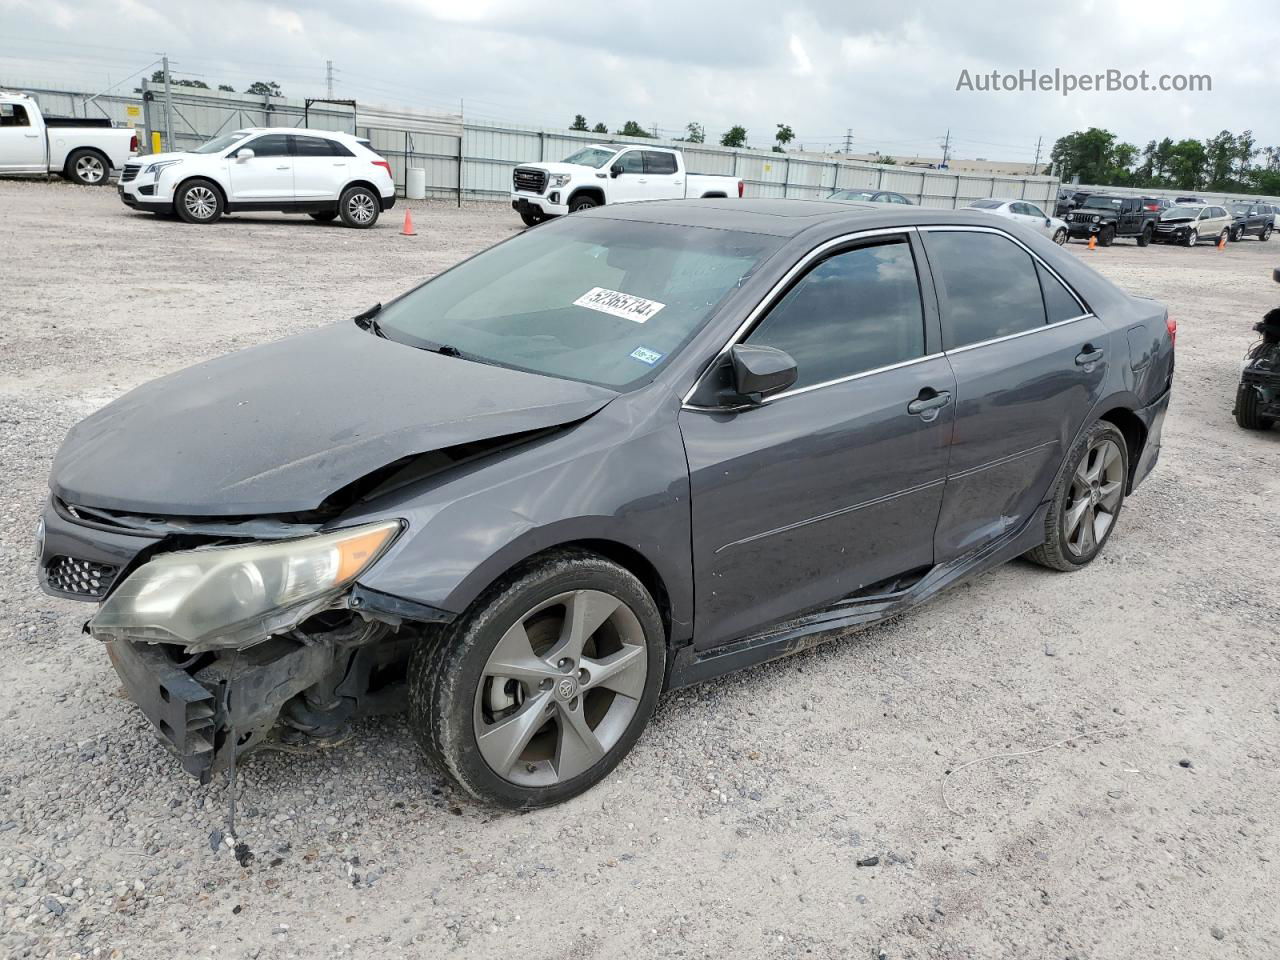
[1166,315,1176,347]
[372,159,392,176]
[129,134,138,152]
[737,180,744,198]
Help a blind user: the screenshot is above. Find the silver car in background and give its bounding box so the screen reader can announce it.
[967,198,1069,245]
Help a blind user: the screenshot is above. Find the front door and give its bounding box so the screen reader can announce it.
[0,102,45,172]
[227,134,294,202]
[608,149,649,203]
[680,233,954,651]
[920,227,1110,561]
[292,134,347,200]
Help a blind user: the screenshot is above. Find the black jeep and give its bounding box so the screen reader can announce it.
[1227,202,1274,242]
[1063,194,1159,246]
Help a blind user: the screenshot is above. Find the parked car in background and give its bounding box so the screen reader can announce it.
[1226,201,1273,241]
[967,198,1068,244]
[1152,203,1233,246]
[0,90,136,185]
[1064,194,1158,246]
[1054,189,1093,217]
[510,145,742,226]
[1175,196,1204,204]
[828,188,913,204]
[1270,204,1280,230]
[1141,197,1173,214]
[117,127,396,227]
[37,199,1173,808]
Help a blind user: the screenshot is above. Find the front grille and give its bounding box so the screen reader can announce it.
[121,162,141,183]
[513,167,547,194]
[46,555,118,598]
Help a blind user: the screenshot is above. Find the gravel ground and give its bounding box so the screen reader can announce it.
[1,178,1278,960]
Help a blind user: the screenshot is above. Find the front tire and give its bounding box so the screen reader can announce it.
[1230,226,1242,242]
[1260,225,1272,242]
[1025,420,1128,571]
[1234,383,1276,430]
[568,195,599,213]
[174,179,223,224]
[65,148,109,186]
[1184,228,1199,247]
[339,185,380,228]
[1098,225,1115,247]
[408,549,665,809]
[1053,228,1068,246]
[518,207,546,227]
[1136,225,1152,247]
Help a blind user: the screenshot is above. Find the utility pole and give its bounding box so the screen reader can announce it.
[652,122,659,138]
[161,54,174,153]
[843,128,853,155]
[1032,135,1042,173]
[940,129,951,167]
[326,60,334,97]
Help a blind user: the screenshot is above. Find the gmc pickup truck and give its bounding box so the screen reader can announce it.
[510,145,742,226]
[0,91,137,186]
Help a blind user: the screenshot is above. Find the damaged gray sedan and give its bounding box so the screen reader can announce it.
[37,199,1173,808]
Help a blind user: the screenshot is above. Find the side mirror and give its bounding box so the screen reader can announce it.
[728,344,798,403]
[235,148,255,160]
[1045,218,1051,227]
[610,162,623,178]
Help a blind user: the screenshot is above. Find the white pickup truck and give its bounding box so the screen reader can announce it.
[0,91,137,186]
[510,144,743,225]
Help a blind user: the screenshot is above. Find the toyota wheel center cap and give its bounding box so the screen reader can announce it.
[555,676,579,701]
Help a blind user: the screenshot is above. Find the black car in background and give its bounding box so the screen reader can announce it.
[1227,201,1274,242]
[36,200,1174,808]
[1055,188,1093,217]
[1064,194,1159,246]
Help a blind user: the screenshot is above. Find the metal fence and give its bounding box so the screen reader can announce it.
[11,82,1060,210]
[1069,182,1280,207]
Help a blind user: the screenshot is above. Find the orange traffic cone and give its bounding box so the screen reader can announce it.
[1217,232,1227,250]
[1087,235,1096,250]
[401,208,417,236]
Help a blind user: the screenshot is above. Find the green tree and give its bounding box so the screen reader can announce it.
[1234,129,1256,180]
[719,125,748,148]
[872,151,897,165]
[570,114,589,131]
[217,84,235,93]
[681,122,705,144]
[616,120,653,138]
[1166,138,1207,190]
[245,81,283,97]
[774,123,794,151]
[591,122,608,134]
[1049,127,1118,184]
[1203,129,1238,189]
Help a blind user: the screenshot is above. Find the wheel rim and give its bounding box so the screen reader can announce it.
[473,589,648,787]
[1054,229,1067,245]
[1064,438,1124,558]
[184,186,216,220]
[76,155,104,183]
[1188,230,1197,245]
[348,193,376,223]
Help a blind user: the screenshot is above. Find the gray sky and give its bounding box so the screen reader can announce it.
[1,0,1274,160]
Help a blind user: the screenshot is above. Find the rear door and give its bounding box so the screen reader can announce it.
[920,227,1108,561]
[680,231,954,650]
[227,134,294,202]
[291,135,349,200]
[641,150,683,199]
[0,102,46,172]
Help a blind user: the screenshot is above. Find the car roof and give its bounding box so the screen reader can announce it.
[578,198,1051,238]
[232,127,360,140]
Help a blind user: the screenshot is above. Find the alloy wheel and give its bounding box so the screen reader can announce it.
[472,589,648,787]
[348,193,376,224]
[76,154,105,184]
[1063,438,1124,558]
[1053,228,1067,245]
[184,186,217,220]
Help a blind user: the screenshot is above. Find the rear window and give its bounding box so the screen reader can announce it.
[968,200,1003,209]
[0,103,30,126]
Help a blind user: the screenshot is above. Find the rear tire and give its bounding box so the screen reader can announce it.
[309,210,338,222]
[1025,420,1128,572]
[1234,383,1276,430]
[64,148,109,186]
[174,179,223,224]
[408,548,665,809]
[338,185,380,228]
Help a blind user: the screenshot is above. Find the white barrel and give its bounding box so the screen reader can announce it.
[406,166,427,200]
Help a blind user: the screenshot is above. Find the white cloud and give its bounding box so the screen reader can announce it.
[789,34,812,76]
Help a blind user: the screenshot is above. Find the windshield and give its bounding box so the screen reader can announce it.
[830,190,876,201]
[1081,196,1122,209]
[1164,206,1203,218]
[967,199,1003,209]
[562,147,617,169]
[193,132,251,155]
[375,218,781,389]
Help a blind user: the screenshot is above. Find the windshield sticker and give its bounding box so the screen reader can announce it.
[573,287,666,323]
[629,346,663,365]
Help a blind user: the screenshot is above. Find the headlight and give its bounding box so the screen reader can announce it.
[1091,215,1101,223]
[549,174,572,188]
[90,520,401,651]
[144,159,183,176]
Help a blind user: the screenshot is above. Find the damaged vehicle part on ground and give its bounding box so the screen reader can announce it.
[37,200,1173,808]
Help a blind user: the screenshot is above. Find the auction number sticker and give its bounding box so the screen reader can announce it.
[573,287,666,323]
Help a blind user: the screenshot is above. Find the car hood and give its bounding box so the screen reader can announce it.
[517,161,601,176]
[133,151,194,165]
[51,322,618,517]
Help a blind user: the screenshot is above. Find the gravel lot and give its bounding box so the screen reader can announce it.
[2,179,1278,960]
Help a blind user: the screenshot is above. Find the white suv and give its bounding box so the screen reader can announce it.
[118,127,396,228]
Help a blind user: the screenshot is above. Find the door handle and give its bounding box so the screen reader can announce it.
[276,165,290,170]
[1075,345,1105,367]
[907,388,951,421]
[24,133,39,138]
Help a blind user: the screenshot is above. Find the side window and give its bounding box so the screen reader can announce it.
[243,134,291,158]
[1036,263,1084,323]
[293,136,339,157]
[926,231,1046,348]
[1010,202,1030,216]
[0,103,30,126]
[1025,203,1046,219]
[744,240,925,390]
[889,193,909,204]
[643,151,678,175]
[615,151,644,174]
